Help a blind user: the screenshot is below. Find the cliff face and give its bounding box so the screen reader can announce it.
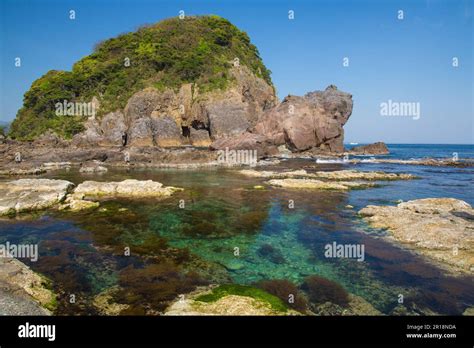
[9,15,353,153]
[71,65,276,147]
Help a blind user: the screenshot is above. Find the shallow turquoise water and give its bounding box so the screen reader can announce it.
[0,148,473,315]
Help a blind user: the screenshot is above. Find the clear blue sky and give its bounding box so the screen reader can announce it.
[0,0,472,144]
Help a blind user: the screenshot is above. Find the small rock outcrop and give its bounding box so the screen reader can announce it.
[350,142,389,155]
[72,179,182,199]
[267,178,375,190]
[239,169,415,181]
[359,198,474,273]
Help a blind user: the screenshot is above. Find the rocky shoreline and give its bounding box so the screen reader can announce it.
[1,140,471,177]
[359,198,474,274]
[0,178,182,216]
[0,257,55,315]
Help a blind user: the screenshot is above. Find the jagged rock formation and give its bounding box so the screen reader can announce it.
[253,85,353,152]
[210,85,353,154]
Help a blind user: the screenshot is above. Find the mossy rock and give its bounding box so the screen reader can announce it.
[195,284,289,312]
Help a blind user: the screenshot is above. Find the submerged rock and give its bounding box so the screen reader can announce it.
[239,169,310,178]
[312,294,382,316]
[72,179,182,199]
[60,196,100,212]
[0,167,47,176]
[359,198,474,273]
[79,163,108,173]
[0,179,74,215]
[93,286,129,315]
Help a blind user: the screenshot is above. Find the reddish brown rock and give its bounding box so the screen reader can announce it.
[254,85,353,153]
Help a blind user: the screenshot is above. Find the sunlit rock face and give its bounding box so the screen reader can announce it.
[253,85,353,153]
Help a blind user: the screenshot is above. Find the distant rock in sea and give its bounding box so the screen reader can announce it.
[350,142,389,155]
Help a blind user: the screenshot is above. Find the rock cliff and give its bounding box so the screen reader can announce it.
[9,15,353,154]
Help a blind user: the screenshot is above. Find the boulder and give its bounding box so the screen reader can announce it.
[124,88,162,125]
[72,179,182,199]
[0,179,74,215]
[79,162,108,173]
[33,130,64,147]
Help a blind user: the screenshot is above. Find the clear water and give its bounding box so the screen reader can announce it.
[0,144,472,315]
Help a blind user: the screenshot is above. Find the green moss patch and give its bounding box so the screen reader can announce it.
[195,284,288,312]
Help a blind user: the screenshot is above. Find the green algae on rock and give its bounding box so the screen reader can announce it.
[0,257,56,315]
[194,284,290,313]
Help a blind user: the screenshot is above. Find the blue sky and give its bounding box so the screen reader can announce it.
[0,0,472,144]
